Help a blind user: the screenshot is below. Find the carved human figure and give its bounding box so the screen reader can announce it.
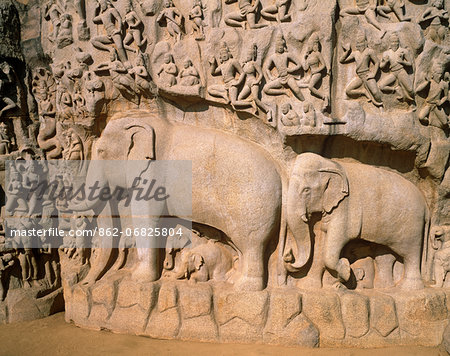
[208,42,243,104]
[425,17,447,45]
[418,0,448,26]
[263,35,305,101]
[84,71,105,116]
[91,0,128,65]
[340,0,386,37]
[189,0,205,40]
[12,217,39,288]
[123,2,147,52]
[233,44,269,115]
[204,0,222,27]
[57,13,73,49]
[179,59,200,86]
[261,0,293,23]
[156,0,183,42]
[0,62,17,117]
[5,168,27,216]
[224,0,267,29]
[44,0,62,42]
[431,226,450,288]
[300,102,316,126]
[75,0,90,40]
[0,122,11,155]
[71,215,90,265]
[339,32,383,107]
[73,82,86,117]
[377,0,411,22]
[0,253,14,300]
[416,63,449,128]
[379,32,414,103]
[63,129,83,160]
[58,85,73,121]
[280,103,300,126]
[40,243,60,288]
[129,53,153,95]
[158,53,178,87]
[96,49,136,100]
[303,34,329,111]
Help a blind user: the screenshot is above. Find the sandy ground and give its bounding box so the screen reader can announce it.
[0,313,445,356]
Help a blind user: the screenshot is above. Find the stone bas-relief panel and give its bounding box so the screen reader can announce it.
[0,0,449,349]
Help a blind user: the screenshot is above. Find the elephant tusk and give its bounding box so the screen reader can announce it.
[301,214,309,223]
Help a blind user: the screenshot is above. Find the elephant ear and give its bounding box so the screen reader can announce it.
[124,123,156,160]
[190,253,204,271]
[319,164,349,214]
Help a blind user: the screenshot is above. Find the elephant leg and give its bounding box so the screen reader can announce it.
[374,253,396,289]
[399,251,424,290]
[323,225,351,282]
[132,216,160,282]
[234,241,265,291]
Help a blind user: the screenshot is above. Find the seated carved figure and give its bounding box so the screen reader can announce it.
[224,0,267,29]
[340,0,386,37]
[377,0,411,22]
[339,32,383,107]
[263,35,305,101]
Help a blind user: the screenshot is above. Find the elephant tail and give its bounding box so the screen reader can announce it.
[276,172,289,286]
[421,206,432,282]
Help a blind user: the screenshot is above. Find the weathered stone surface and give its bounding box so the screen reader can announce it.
[109,305,148,334]
[178,282,212,319]
[215,289,268,327]
[178,315,218,342]
[91,281,116,308]
[263,288,318,347]
[369,293,398,337]
[302,291,345,341]
[340,292,370,338]
[392,289,448,345]
[116,279,159,312]
[69,285,90,321]
[144,282,180,339]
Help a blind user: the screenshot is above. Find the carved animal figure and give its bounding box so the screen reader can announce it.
[284,153,429,290]
[71,113,284,291]
[166,240,235,282]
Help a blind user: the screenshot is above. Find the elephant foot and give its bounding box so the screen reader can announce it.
[131,265,159,283]
[296,275,323,289]
[233,275,264,291]
[337,258,351,282]
[398,277,424,290]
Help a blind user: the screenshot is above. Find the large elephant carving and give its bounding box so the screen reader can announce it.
[284,153,429,290]
[71,112,285,291]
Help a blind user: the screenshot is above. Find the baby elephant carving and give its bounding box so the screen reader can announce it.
[167,240,235,283]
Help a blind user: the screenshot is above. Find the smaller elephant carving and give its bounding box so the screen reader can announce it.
[284,153,429,290]
[165,240,235,283]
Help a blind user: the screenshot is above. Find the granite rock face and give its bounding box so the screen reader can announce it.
[0,0,449,349]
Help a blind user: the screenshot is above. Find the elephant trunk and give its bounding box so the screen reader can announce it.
[163,248,176,270]
[70,161,107,212]
[285,196,311,273]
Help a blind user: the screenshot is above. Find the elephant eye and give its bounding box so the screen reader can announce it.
[302,188,310,193]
